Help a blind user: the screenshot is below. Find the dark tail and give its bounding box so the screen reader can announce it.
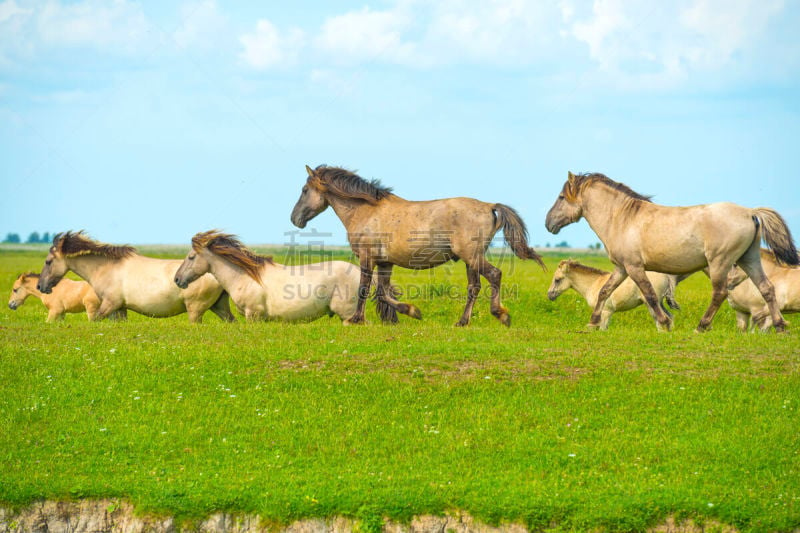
[494,204,546,270]
[752,208,799,265]
[371,273,398,324]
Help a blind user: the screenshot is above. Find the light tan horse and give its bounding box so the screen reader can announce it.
[291,165,545,326]
[174,230,386,323]
[545,171,798,332]
[547,260,680,330]
[727,249,800,331]
[8,272,100,322]
[37,232,235,323]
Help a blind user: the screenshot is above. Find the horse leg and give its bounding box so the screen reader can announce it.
[735,311,751,332]
[96,298,123,321]
[752,307,773,331]
[209,291,236,322]
[46,309,65,322]
[475,258,509,326]
[345,260,374,325]
[107,308,127,321]
[186,307,204,324]
[627,266,673,331]
[695,263,731,332]
[589,267,627,330]
[455,264,481,327]
[736,247,787,332]
[375,264,420,322]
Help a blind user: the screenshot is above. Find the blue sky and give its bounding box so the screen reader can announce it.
[1,0,799,250]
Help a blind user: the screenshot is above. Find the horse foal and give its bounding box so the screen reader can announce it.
[547,260,679,330]
[8,272,100,322]
[727,249,800,331]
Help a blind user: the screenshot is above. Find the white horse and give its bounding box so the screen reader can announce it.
[174,230,390,323]
[547,260,680,330]
[37,231,235,323]
[727,249,800,331]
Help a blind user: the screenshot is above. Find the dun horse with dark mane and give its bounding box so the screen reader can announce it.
[545,171,798,332]
[37,231,235,323]
[291,165,545,326]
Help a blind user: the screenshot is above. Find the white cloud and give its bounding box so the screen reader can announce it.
[173,0,228,50]
[0,0,29,22]
[425,0,563,65]
[36,0,151,52]
[569,0,786,89]
[314,6,418,66]
[680,0,784,69]
[239,19,304,69]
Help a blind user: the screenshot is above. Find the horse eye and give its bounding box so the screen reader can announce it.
[558,195,565,200]
[45,259,52,265]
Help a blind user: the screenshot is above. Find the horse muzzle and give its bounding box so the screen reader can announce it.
[8,301,18,310]
[37,281,54,294]
[546,291,558,301]
[174,276,189,289]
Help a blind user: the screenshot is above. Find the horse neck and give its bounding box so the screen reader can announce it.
[22,278,44,299]
[565,267,604,299]
[66,254,115,284]
[579,185,638,241]
[206,252,263,291]
[327,194,383,231]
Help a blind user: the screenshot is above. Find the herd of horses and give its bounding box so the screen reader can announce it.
[8,165,799,332]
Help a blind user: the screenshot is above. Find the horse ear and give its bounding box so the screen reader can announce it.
[567,171,576,182]
[305,165,315,178]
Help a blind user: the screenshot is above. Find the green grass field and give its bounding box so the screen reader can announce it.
[1,245,798,532]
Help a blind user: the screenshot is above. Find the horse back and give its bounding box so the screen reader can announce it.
[350,197,498,268]
[630,202,757,273]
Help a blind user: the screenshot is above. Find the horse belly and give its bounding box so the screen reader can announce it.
[125,286,186,317]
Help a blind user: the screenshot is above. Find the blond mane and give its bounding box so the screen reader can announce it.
[192,230,273,283]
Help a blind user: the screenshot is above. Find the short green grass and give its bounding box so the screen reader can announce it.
[1,246,798,532]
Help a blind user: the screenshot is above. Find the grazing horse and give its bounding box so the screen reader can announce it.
[36,231,235,323]
[8,272,100,322]
[174,230,384,323]
[290,165,545,326]
[727,249,800,331]
[547,260,680,330]
[545,172,798,332]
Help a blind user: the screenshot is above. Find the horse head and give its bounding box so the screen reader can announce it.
[545,172,584,234]
[290,165,330,229]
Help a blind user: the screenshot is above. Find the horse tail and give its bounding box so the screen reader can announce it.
[370,273,398,323]
[752,208,799,265]
[493,204,546,270]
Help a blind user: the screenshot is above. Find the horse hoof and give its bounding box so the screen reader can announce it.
[344,316,367,326]
[586,323,600,331]
[694,325,709,333]
[499,313,511,327]
[407,305,422,320]
[454,319,469,327]
[656,320,673,332]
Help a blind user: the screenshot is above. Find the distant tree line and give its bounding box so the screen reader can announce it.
[3,232,54,244]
